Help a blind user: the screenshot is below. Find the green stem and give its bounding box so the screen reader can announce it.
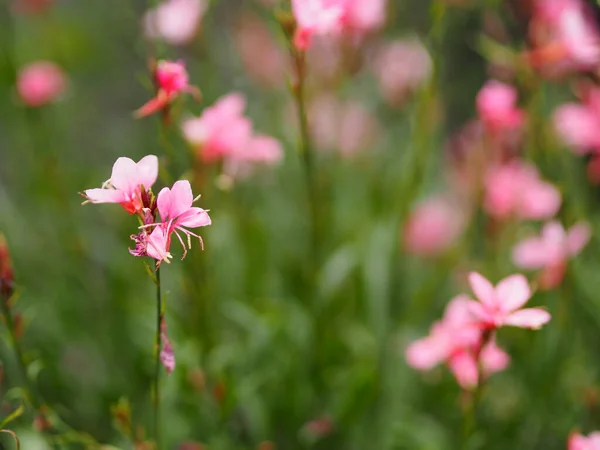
[293,50,320,276]
[153,266,162,450]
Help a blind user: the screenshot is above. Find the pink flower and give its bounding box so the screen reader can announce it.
[84,155,158,214]
[466,272,551,330]
[339,0,387,34]
[403,195,467,257]
[291,0,345,50]
[372,38,432,107]
[568,432,600,450]
[146,180,211,262]
[144,0,206,46]
[448,339,509,389]
[406,296,509,389]
[484,161,561,220]
[182,93,282,176]
[160,320,176,375]
[476,81,525,134]
[135,60,199,118]
[530,0,600,75]
[16,61,66,107]
[182,93,251,162]
[554,88,600,154]
[513,221,590,290]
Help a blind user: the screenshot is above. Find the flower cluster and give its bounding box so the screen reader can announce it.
[83,155,211,264]
[406,273,550,388]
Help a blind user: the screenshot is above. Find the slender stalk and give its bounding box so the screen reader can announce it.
[152,266,162,450]
[292,49,320,275]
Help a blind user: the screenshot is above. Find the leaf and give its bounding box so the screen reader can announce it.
[0,405,23,428]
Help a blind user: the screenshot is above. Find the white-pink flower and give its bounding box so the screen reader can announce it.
[144,0,206,46]
[513,221,590,290]
[291,0,345,50]
[84,155,158,214]
[484,161,561,220]
[476,81,525,134]
[466,272,551,330]
[17,61,66,107]
[569,431,600,450]
[554,88,600,154]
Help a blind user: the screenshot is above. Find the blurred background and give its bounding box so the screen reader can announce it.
[2,0,600,448]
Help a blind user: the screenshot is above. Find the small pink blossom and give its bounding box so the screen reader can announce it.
[160,320,176,375]
[405,296,509,389]
[340,0,387,34]
[372,38,432,107]
[182,93,283,176]
[484,161,561,220]
[466,272,551,330]
[448,339,509,389]
[144,0,206,46]
[84,155,158,215]
[513,221,590,290]
[569,432,600,450]
[144,180,211,262]
[136,60,199,118]
[403,195,467,257]
[476,81,525,134]
[554,88,600,154]
[16,61,66,107]
[530,0,600,75]
[291,0,345,50]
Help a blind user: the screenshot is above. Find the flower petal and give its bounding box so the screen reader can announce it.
[135,155,159,190]
[480,340,510,375]
[405,336,448,371]
[177,207,211,228]
[468,272,496,307]
[448,351,478,390]
[110,157,138,193]
[146,227,172,262]
[512,237,548,269]
[495,274,532,313]
[84,188,126,204]
[567,222,591,256]
[503,308,551,329]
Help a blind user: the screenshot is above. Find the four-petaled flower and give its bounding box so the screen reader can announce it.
[466,272,551,330]
[84,155,158,214]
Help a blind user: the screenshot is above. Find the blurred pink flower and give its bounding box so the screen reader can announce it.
[568,431,600,450]
[234,13,286,88]
[12,0,53,14]
[466,272,551,330]
[554,88,600,154]
[476,81,525,134]
[340,0,387,34]
[448,339,509,389]
[149,180,211,261]
[182,93,283,176]
[403,195,467,257]
[291,0,345,50]
[84,155,158,214]
[160,321,176,374]
[406,295,509,389]
[182,93,251,163]
[372,38,432,107]
[484,161,561,220]
[136,60,199,118]
[144,0,206,46]
[16,61,66,107]
[530,0,600,75]
[513,221,590,290]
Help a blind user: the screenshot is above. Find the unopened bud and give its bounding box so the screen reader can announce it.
[0,234,14,299]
